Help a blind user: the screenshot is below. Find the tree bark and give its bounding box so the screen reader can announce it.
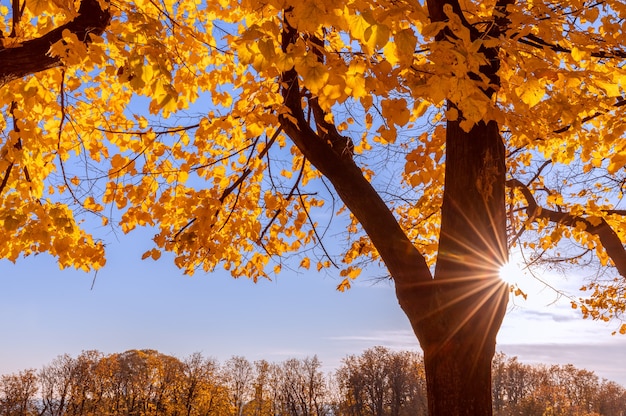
[406,119,509,415]
[0,0,110,86]
[278,23,433,291]
[405,1,510,412]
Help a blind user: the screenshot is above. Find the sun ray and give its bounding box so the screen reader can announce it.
[420,191,511,370]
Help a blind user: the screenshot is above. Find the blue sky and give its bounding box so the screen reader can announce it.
[1,225,625,386]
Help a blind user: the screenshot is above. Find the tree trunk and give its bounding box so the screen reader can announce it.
[416,275,507,416]
[423,335,497,415]
[398,119,509,415]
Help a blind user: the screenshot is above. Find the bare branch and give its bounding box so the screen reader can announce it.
[259,156,306,241]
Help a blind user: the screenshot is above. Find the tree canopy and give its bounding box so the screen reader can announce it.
[2,0,626,413]
[2,0,625,318]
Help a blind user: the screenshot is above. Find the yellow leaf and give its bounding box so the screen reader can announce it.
[275,51,295,72]
[317,261,330,272]
[596,80,620,97]
[346,61,367,98]
[337,278,351,292]
[445,107,459,121]
[608,152,626,174]
[348,13,370,42]
[110,154,127,172]
[384,28,417,66]
[264,192,280,211]
[26,0,55,14]
[295,54,329,93]
[381,98,410,126]
[363,23,390,51]
[516,79,544,107]
[571,46,587,62]
[48,39,69,58]
[299,257,310,270]
[340,266,361,279]
[84,196,104,212]
[383,42,399,66]
[258,39,276,62]
[587,216,602,227]
[513,286,528,300]
[395,29,417,57]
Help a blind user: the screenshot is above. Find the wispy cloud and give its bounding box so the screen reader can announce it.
[498,342,626,386]
[508,307,579,322]
[328,329,417,346]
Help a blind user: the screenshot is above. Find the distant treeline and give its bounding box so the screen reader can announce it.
[0,347,624,416]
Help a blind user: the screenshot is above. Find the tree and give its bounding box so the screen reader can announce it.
[595,379,626,416]
[336,347,427,416]
[274,356,329,416]
[178,352,223,416]
[2,0,626,414]
[246,359,278,416]
[2,348,625,415]
[491,353,534,415]
[63,350,103,416]
[39,354,76,416]
[0,369,39,416]
[223,356,254,416]
[489,353,626,416]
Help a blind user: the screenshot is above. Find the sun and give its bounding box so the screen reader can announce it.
[498,260,526,286]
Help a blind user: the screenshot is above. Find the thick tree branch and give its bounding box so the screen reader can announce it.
[278,22,432,290]
[308,97,354,158]
[426,0,477,37]
[0,0,110,86]
[508,178,626,279]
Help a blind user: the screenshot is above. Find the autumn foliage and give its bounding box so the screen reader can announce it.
[0,0,624,327]
[2,0,626,413]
